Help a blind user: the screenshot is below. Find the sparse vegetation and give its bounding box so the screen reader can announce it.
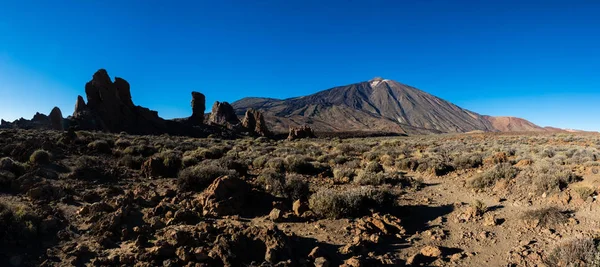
[545,237,600,267]
[309,187,395,219]
[522,207,569,228]
[29,150,51,165]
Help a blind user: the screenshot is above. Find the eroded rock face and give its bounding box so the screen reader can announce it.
[189,91,205,125]
[288,126,316,140]
[73,69,166,134]
[242,109,271,137]
[209,101,240,127]
[49,107,64,131]
[199,176,250,217]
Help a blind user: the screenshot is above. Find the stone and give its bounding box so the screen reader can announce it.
[49,107,64,131]
[189,91,206,125]
[483,213,498,226]
[209,101,240,126]
[308,246,322,259]
[199,176,250,217]
[287,126,316,140]
[314,257,330,267]
[269,208,283,222]
[420,245,442,257]
[292,200,309,216]
[242,109,271,136]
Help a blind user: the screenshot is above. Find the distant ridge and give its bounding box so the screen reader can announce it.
[232,78,557,134]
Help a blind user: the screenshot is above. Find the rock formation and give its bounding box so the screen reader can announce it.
[209,101,240,127]
[73,69,166,134]
[188,91,205,125]
[242,109,271,137]
[287,126,316,140]
[49,107,64,131]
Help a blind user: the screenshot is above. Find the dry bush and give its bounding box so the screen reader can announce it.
[118,155,144,170]
[522,207,568,228]
[0,157,26,176]
[354,170,386,185]
[257,169,309,200]
[468,163,519,189]
[364,161,384,173]
[0,203,40,246]
[396,158,419,171]
[471,200,487,216]
[87,140,112,153]
[545,237,600,267]
[155,150,183,177]
[123,145,157,157]
[309,187,395,219]
[333,167,356,181]
[573,186,595,200]
[178,164,236,191]
[453,153,483,170]
[29,150,51,165]
[520,161,579,194]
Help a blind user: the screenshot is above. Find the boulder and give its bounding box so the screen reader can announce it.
[49,107,64,131]
[209,101,240,126]
[287,126,316,140]
[242,109,271,137]
[189,91,206,125]
[199,176,250,217]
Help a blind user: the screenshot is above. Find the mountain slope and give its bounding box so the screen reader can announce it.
[482,116,545,132]
[233,78,499,134]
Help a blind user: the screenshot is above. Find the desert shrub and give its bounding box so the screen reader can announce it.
[453,154,483,170]
[0,157,26,176]
[266,158,285,172]
[29,150,51,165]
[118,155,144,170]
[468,163,519,189]
[309,187,395,219]
[522,207,568,228]
[71,156,116,181]
[257,169,285,196]
[541,148,556,158]
[396,158,419,171]
[333,168,355,181]
[284,174,310,201]
[177,164,236,191]
[285,155,314,174]
[115,138,132,148]
[156,150,183,177]
[364,161,384,173]
[252,155,269,169]
[354,170,386,185]
[182,155,200,167]
[520,161,579,194]
[471,200,487,216]
[0,171,15,191]
[573,186,595,200]
[123,145,157,157]
[0,203,39,246]
[343,160,361,170]
[257,170,309,200]
[431,162,454,176]
[217,156,249,176]
[87,140,112,153]
[544,237,600,267]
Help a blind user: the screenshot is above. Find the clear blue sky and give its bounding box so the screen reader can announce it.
[1,0,599,131]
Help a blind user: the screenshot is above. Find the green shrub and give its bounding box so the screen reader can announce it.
[468,163,519,189]
[544,237,600,267]
[0,203,40,246]
[29,150,51,165]
[87,140,112,153]
[118,155,144,170]
[178,165,236,191]
[522,207,568,228]
[354,170,385,185]
[309,187,395,219]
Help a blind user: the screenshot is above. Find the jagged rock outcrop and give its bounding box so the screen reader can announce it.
[49,107,64,131]
[287,126,316,140]
[72,69,166,134]
[188,91,205,125]
[209,101,240,127]
[242,109,271,137]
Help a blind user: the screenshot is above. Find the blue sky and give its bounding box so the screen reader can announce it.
[1,0,599,130]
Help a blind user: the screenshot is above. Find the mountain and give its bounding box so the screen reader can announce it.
[232,78,541,134]
[482,116,545,132]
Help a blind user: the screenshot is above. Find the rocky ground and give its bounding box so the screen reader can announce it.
[1,129,599,266]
